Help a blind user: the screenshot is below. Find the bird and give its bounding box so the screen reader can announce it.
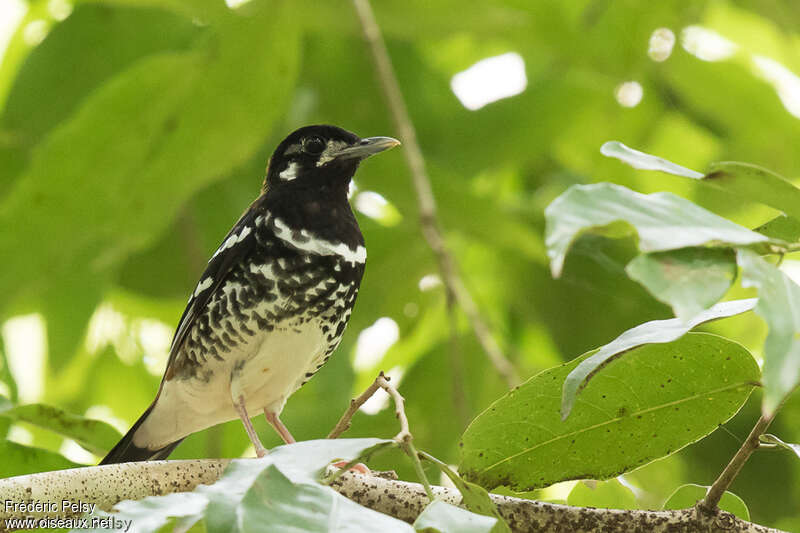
[101,125,400,464]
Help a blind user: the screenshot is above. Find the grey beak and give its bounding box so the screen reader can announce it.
[333,136,401,161]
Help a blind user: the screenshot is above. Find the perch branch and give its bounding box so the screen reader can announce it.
[351,0,520,388]
[0,462,784,533]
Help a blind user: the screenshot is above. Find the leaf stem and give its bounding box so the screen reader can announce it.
[404,439,435,501]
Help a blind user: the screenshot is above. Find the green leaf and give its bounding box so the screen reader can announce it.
[76,439,397,533]
[759,434,800,459]
[737,249,800,414]
[602,143,800,223]
[459,333,759,492]
[421,452,511,533]
[566,479,638,510]
[0,4,301,318]
[600,141,704,178]
[545,183,770,278]
[754,215,800,243]
[0,401,121,456]
[241,464,414,533]
[109,492,207,533]
[561,299,756,418]
[663,484,750,520]
[703,162,800,223]
[201,438,394,532]
[0,439,80,478]
[625,248,737,320]
[414,500,498,533]
[3,4,199,145]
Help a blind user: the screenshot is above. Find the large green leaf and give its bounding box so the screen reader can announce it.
[0,440,80,478]
[601,142,800,223]
[754,215,800,243]
[240,464,413,533]
[545,183,771,278]
[0,3,300,316]
[2,4,199,146]
[561,299,756,418]
[737,249,800,414]
[625,248,737,320]
[459,333,759,491]
[0,400,121,456]
[704,162,800,223]
[600,141,704,179]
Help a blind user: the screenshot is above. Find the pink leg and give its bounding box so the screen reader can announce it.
[264,409,296,444]
[233,395,268,457]
[332,461,371,475]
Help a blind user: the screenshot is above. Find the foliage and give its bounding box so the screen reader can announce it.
[1,0,800,531]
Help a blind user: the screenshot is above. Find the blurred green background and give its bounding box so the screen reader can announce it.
[0,0,798,529]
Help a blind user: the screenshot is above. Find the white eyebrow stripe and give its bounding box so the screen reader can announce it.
[316,140,348,167]
[283,143,301,155]
[279,162,300,181]
[272,217,366,264]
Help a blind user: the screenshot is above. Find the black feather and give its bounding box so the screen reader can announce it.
[100,403,184,464]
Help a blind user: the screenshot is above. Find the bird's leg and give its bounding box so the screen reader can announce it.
[263,409,296,444]
[233,395,268,458]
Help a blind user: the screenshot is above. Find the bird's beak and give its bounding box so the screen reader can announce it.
[333,136,401,161]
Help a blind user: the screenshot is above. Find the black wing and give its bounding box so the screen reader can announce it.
[165,197,263,369]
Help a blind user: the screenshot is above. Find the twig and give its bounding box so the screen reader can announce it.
[327,372,386,439]
[701,414,773,511]
[327,372,434,499]
[351,0,520,388]
[380,378,435,499]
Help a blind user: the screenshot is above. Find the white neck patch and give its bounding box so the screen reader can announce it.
[273,217,366,265]
[279,162,300,181]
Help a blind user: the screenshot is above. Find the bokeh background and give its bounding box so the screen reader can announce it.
[0,0,798,529]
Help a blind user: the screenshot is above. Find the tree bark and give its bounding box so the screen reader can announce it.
[0,461,785,533]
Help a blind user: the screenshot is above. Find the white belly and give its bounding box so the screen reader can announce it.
[134,317,329,449]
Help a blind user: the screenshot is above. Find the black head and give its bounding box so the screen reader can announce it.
[263,125,399,195]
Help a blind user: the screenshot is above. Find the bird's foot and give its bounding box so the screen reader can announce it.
[332,461,370,475]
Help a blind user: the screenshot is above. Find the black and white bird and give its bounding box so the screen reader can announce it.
[101,125,399,463]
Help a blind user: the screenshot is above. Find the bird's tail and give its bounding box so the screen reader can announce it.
[100,403,184,464]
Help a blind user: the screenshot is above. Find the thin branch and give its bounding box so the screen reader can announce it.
[0,462,784,533]
[327,372,434,499]
[701,414,773,511]
[351,0,520,388]
[327,371,386,439]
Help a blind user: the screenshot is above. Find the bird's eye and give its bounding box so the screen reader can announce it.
[304,136,326,155]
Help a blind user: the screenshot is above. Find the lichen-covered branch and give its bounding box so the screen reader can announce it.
[0,461,785,533]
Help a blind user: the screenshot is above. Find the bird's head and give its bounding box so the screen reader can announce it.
[263,125,400,194]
